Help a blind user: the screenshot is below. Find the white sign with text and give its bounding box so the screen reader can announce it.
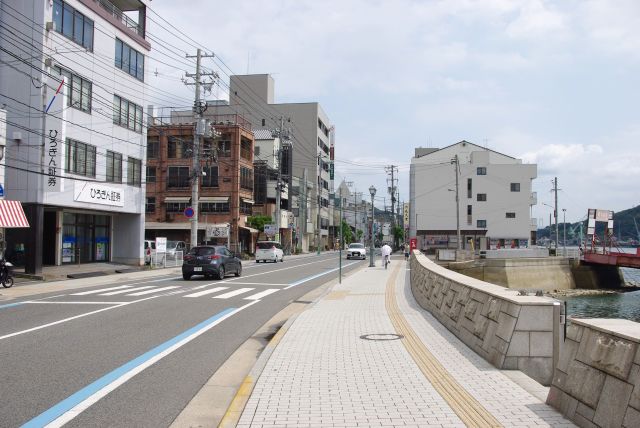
[74,182,125,207]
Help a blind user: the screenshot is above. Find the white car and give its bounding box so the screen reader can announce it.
[346,243,367,260]
[255,241,284,263]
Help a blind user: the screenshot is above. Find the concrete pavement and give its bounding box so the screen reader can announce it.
[231,257,575,427]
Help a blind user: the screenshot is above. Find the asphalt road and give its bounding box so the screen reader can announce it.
[0,252,366,427]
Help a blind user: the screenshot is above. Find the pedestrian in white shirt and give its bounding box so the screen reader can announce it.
[381,243,392,268]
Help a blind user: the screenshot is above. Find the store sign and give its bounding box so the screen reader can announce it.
[44,81,66,192]
[74,182,124,207]
[403,203,410,224]
[156,237,167,253]
[206,224,229,238]
[264,224,276,236]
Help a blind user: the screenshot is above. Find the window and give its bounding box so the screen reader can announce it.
[65,138,96,177]
[240,167,253,190]
[467,205,472,215]
[167,166,190,188]
[477,193,487,202]
[240,200,252,215]
[115,38,144,80]
[53,66,92,113]
[254,146,260,157]
[168,140,177,158]
[166,202,189,213]
[147,139,159,159]
[105,150,122,183]
[477,167,487,175]
[113,95,143,132]
[261,119,265,126]
[240,138,252,160]
[200,202,230,213]
[146,166,156,183]
[127,157,142,187]
[53,0,94,50]
[145,197,156,213]
[218,139,231,157]
[477,220,487,228]
[467,178,472,199]
[467,205,472,225]
[506,212,516,218]
[510,183,521,192]
[201,166,218,187]
[167,138,189,159]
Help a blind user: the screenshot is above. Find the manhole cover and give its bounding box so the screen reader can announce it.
[360,333,404,341]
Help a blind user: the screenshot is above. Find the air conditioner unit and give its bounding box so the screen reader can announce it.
[45,21,55,32]
[44,57,55,68]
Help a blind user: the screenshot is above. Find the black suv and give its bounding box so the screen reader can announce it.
[182,245,242,280]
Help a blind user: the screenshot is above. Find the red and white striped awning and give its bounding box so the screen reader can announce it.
[0,200,30,228]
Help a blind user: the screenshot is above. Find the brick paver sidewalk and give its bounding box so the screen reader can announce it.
[237,259,574,427]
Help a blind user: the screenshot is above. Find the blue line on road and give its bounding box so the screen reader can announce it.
[0,302,25,310]
[21,307,237,428]
[286,261,360,289]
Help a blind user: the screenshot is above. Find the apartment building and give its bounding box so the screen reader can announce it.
[409,141,537,251]
[145,118,257,253]
[172,74,335,252]
[1,0,150,272]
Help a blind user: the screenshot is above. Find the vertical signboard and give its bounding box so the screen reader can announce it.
[403,203,410,224]
[44,80,66,192]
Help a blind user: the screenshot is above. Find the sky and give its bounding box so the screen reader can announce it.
[145,0,640,224]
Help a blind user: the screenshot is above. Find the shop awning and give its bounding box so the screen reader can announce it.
[164,197,190,203]
[0,200,30,228]
[239,225,259,234]
[241,198,255,204]
[199,196,229,203]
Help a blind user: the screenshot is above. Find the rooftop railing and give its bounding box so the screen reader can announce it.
[96,0,144,37]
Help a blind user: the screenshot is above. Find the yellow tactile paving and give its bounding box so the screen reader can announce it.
[385,263,503,428]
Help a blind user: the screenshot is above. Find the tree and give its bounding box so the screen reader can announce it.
[392,225,404,249]
[341,219,353,246]
[246,215,272,232]
[356,229,363,242]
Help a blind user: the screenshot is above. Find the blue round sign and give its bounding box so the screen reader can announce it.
[184,207,194,218]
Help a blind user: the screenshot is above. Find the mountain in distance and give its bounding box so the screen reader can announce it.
[537,205,640,246]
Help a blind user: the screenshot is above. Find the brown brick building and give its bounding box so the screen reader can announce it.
[145,116,257,253]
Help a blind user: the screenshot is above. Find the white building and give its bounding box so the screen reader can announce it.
[409,141,537,251]
[174,74,335,252]
[0,0,150,272]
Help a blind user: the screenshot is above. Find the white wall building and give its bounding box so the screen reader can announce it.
[0,0,150,272]
[410,141,537,251]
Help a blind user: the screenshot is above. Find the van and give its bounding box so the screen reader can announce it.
[144,240,156,264]
[255,241,284,263]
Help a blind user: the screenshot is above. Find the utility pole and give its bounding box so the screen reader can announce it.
[300,168,307,252]
[552,177,560,253]
[273,116,290,244]
[184,49,215,248]
[316,153,321,254]
[452,155,461,250]
[385,165,398,249]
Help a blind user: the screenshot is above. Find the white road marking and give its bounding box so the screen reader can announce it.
[183,287,228,298]
[99,286,156,296]
[26,301,120,305]
[0,296,162,341]
[227,282,287,286]
[244,289,279,300]
[71,286,131,296]
[41,301,259,428]
[213,288,254,299]
[126,286,180,296]
[191,282,220,290]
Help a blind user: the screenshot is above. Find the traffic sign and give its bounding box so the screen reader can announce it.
[184,207,194,218]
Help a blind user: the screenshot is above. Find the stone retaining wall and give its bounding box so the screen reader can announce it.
[547,318,640,427]
[410,251,563,386]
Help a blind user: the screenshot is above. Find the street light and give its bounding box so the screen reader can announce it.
[369,185,376,267]
[562,208,566,255]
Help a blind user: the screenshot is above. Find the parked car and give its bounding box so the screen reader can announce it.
[144,240,156,265]
[166,240,187,256]
[255,241,284,263]
[182,245,242,280]
[346,243,367,260]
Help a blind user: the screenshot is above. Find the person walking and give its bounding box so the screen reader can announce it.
[404,243,410,261]
[381,243,392,269]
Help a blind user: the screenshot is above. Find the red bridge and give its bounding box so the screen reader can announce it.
[582,248,640,269]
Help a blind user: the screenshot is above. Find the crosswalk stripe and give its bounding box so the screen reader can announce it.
[100,286,156,296]
[243,289,279,301]
[71,285,131,296]
[183,287,228,298]
[213,288,254,299]
[126,286,180,296]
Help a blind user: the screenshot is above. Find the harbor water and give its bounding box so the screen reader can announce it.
[562,248,640,322]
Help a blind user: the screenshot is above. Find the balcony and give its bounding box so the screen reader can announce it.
[96,0,145,37]
[530,191,537,206]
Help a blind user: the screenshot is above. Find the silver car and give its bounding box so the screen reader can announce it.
[346,243,367,260]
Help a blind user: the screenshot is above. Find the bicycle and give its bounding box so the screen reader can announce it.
[384,254,390,269]
[0,259,14,288]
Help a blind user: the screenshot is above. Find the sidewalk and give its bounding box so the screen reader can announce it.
[234,258,575,427]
